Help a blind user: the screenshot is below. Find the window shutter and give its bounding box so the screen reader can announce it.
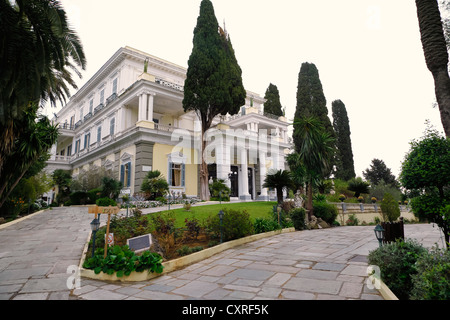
[120,164,125,185]
[168,161,172,186]
[181,163,185,187]
[127,162,132,187]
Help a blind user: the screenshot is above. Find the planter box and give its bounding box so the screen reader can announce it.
[381,217,404,244]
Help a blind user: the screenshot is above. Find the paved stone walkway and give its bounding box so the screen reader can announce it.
[0,205,445,300]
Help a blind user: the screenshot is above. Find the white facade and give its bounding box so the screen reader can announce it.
[47,46,291,200]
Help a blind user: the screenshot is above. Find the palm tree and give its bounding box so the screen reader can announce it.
[348,177,370,198]
[415,0,450,137]
[0,0,86,179]
[291,116,336,219]
[0,104,59,209]
[263,169,294,204]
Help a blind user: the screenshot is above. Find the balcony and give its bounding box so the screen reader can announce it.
[94,104,104,114]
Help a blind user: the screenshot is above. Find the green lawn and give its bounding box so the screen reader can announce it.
[154,201,278,228]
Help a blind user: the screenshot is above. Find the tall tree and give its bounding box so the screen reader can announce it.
[0,104,58,209]
[263,83,283,117]
[291,116,335,219]
[363,158,398,187]
[183,0,246,200]
[332,99,356,181]
[415,0,450,137]
[0,0,86,180]
[294,62,334,138]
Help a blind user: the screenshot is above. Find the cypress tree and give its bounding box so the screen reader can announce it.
[332,99,356,181]
[183,0,246,200]
[263,83,283,117]
[294,62,334,138]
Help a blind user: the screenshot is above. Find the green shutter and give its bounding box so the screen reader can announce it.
[127,162,132,187]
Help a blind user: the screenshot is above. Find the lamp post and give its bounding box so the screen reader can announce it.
[374,224,384,247]
[218,210,224,243]
[90,218,100,256]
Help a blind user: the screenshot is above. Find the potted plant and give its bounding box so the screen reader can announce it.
[339,194,346,202]
[371,197,377,204]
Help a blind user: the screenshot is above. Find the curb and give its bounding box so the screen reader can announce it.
[0,208,47,231]
[366,270,399,300]
[79,227,296,282]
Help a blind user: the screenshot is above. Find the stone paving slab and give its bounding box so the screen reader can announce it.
[0,205,445,301]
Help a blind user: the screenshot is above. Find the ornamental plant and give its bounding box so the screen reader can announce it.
[380,192,400,222]
[83,245,163,278]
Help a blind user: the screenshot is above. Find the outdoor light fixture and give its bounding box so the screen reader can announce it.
[90,218,100,256]
[374,224,384,247]
[218,210,224,243]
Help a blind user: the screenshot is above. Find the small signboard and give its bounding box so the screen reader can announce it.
[127,234,152,253]
[105,233,114,247]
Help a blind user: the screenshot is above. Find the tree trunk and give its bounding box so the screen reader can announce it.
[433,68,450,137]
[199,129,210,201]
[306,181,313,220]
[416,0,450,137]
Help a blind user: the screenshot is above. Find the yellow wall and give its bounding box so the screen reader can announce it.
[153,143,198,196]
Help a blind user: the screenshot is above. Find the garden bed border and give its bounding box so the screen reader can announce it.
[79,227,296,282]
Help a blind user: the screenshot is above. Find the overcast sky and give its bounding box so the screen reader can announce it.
[46,0,445,178]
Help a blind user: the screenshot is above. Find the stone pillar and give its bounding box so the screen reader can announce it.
[239,148,251,200]
[258,151,269,201]
[147,93,154,121]
[137,91,154,129]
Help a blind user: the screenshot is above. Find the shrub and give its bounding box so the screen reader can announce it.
[254,217,281,234]
[184,216,201,240]
[410,247,450,300]
[82,245,163,277]
[367,239,427,300]
[205,208,254,242]
[209,179,231,201]
[70,191,88,205]
[141,170,169,200]
[96,197,117,207]
[290,207,306,230]
[176,245,204,257]
[87,188,102,204]
[380,192,401,222]
[313,200,338,225]
[346,214,359,226]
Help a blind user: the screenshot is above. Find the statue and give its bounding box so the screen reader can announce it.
[144,58,149,73]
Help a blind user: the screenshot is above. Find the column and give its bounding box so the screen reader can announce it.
[239,147,251,200]
[138,93,145,122]
[147,92,154,121]
[258,151,269,201]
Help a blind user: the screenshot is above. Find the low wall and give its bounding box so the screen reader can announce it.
[330,202,416,225]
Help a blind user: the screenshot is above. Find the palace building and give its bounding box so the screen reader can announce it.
[46,46,291,201]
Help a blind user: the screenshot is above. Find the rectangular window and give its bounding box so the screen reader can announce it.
[97,126,102,143]
[80,107,84,122]
[120,162,132,188]
[100,89,105,105]
[67,144,72,156]
[90,98,94,112]
[168,162,185,187]
[84,133,90,149]
[75,139,80,153]
[112,78,118,95]
[60,149,65,157]
[110,118,115,136]
[70,116,74,128]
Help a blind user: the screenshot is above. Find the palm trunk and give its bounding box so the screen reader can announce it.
[416,0,450,137]
[306,181,313,220]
